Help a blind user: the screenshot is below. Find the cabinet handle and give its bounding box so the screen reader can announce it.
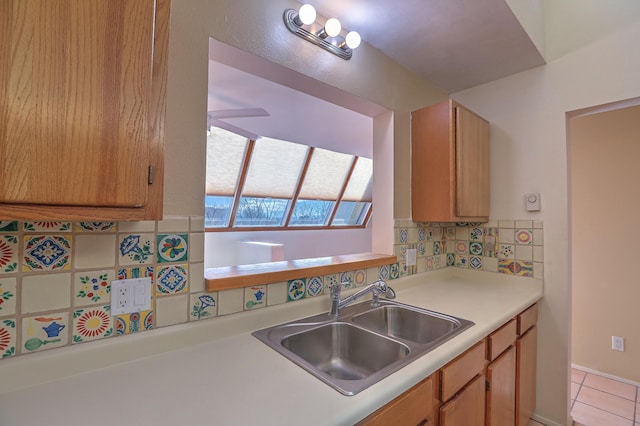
[148,165,155,184]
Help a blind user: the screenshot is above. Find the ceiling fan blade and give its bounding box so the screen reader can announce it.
[209,118,261,141]
[208,108,269,119]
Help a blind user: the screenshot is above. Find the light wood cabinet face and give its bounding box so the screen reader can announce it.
[486,345,516,426]
[0,0,168,220]
[516,327,537,426]
[440,374,486,426]
[411,99,489,223]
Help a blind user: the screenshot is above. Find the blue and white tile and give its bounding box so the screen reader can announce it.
[118,234,155,265]
[470,256,483,270]
[156,264,188,295]
[191,292,217,320]
[22,235,71,271]
[306,276,323,297]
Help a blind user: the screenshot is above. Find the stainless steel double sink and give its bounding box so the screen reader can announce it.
[252,299,474,395]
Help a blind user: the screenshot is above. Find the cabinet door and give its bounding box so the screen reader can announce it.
[486,345,516,426]
[440,374,485,426]
[455,105,489,218]
[357,376,436,426]
[0,0,155,208]
[516,327,537,426]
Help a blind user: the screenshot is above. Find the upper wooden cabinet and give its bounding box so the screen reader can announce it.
[411,99,490,223]
[0,0,170,221]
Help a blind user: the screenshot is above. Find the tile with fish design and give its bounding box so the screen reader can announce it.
[499,259,533,277]
[23,234,72,271]
[118,234,154,265]
[157,234,188,263]
[156,264,188,295]
[0,278,17,315]
[72,305,113,343]
[23,221,71,232]
[245,285,266,310]
[0,221,18,232]
[74,270,114,307]
[22,312,69,353]
[0,235,19,275]
[75,222,116,232]
[190,293,217,320]
[0,318,16,358]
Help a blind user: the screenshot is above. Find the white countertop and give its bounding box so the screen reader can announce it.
[0,268,542,426]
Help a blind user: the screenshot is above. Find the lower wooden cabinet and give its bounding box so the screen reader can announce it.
[357,374,437,425]
[486,345,516,426]
[357,303,539,426]
[440,374,486,426]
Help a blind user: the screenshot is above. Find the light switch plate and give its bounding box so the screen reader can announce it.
[111,277,151,315]
[406,249,417,266]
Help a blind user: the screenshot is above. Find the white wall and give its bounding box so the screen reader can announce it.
[205,228,372,268]
[453,22,640,425]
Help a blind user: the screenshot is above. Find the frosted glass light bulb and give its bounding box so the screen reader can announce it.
[324,18,341,37]
[298,4,316,25]
[345,31,361,49]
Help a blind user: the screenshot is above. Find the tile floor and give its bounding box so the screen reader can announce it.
[571,367,639,426]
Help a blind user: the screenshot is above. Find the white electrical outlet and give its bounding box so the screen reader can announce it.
[612,336,625,352]
[111,277,151,315]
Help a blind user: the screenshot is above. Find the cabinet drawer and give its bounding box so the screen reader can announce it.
[517,304,538,335]
[488,319,517,361]
[357,375,435,425]
[440,340,486,402]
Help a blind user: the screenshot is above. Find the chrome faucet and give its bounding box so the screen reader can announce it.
[329,279,396,317]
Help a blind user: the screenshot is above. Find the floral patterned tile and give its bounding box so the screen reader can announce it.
[72,305,113,344]
[353,269,366,287]
[115,310,153,335]
[118,234,154,265]
[74,270,114,307]
[499,244,515,259]
[455,241,469,255]
[245,286,266,310]
[157,234,188,263]
[0,318,16,358]
[306,276,323,297]
[0,235,19,274]
[287,279,306,302]
[499,259,534,277]
[23,221,71,232]
[515,229,533,245]
[340,271,354,288]
[23,234,72,271]
[0,278,16,316]
[156,264,188,295]
[0,221,18,232]
[323,273,339,294]
[75,222,116,232]
[22,312,69,353]
[191,293,217,320]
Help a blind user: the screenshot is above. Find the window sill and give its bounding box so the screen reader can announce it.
[205,253,397,292]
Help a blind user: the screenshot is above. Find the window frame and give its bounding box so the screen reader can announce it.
[205,133,373,232]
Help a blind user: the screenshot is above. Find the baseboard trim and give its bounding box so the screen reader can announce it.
[531,413,565,426]
[572,363,640,387]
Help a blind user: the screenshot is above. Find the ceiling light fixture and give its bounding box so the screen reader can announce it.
[283,4,361,60]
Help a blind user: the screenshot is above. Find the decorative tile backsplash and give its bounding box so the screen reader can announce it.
[0,217,543,361]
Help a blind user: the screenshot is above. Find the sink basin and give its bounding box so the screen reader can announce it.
[252,299,474,395]
[352,305,463,344]
[281,322,409,380]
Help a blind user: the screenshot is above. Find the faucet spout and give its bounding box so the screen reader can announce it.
[329,279,395,317]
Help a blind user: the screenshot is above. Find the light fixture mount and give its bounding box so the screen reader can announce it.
[283,8,354,60]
